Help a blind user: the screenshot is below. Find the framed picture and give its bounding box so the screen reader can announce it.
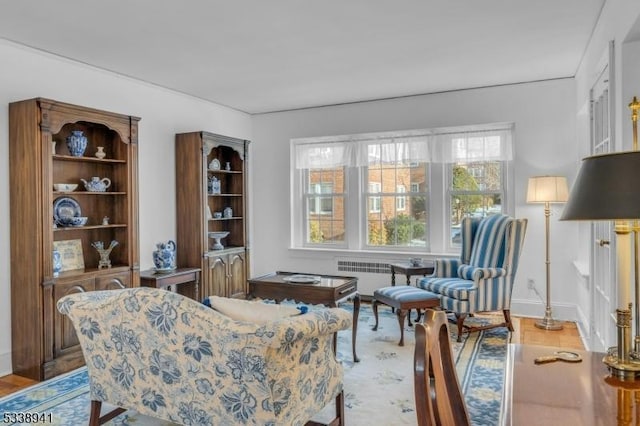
[53,239,85,271]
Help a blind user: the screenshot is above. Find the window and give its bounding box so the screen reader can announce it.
[366,156,427,248]
[304,167,345,244]
[368,182,381,213]
[291,124,513,252]
[396,185,406,211]
[309,182,334,214]
[449,161,504,246]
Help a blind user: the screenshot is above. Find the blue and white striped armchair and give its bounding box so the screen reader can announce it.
[417,214,527,341]
[57,287,351,426]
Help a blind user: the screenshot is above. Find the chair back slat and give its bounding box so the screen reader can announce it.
[414,310,471,426]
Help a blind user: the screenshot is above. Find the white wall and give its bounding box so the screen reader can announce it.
[572,0,640,347]
[0,40,252,375]
[252,78,578,317]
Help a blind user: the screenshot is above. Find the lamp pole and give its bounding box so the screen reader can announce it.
[536,200,563,330]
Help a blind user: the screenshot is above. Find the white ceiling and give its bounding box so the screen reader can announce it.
[0,0,605,114]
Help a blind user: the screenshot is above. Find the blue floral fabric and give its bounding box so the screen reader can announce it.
[57,287,351,425]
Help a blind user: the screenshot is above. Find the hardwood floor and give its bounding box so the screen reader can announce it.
[0,374,37,398]
[515,316,584,351]
[0,315,584,398]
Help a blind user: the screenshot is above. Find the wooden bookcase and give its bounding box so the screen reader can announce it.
[9,98,140,380]
[175,131,250,300]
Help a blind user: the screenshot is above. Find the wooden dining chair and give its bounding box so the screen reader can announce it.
[414,309,471,426]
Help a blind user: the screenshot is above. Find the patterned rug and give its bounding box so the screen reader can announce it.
[0,304,515,425]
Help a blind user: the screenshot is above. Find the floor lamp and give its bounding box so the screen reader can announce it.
[527,175,569,330]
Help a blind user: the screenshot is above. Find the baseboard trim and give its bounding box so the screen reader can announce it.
[510,298,577,323]
[0,351,12,377]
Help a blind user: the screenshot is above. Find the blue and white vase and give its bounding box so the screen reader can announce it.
[53,248,62,277]
[153,240,176,271]
[66,130,88,157]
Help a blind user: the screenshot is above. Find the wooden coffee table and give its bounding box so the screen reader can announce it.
[247,271,360,362]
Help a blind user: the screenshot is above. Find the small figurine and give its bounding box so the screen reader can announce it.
[225,162,231,171]
[102,216,110,225]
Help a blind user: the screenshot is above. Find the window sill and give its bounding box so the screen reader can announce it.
[288,246,456,260]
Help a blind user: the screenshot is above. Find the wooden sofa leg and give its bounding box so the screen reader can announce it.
[503,309,514,332]
[89,400,126,425]
[455,313,467,342]
[306,390,344,426]
[89,401,101,426]
[372,300,380,331]
[336,389,345,426]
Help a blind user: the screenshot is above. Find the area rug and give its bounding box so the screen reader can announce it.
[0,304,515,425]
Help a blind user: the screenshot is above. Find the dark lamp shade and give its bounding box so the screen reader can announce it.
[561,151,640,221]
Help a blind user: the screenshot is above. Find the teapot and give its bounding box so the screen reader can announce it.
[153,240,176,271]
[81,176,111,192]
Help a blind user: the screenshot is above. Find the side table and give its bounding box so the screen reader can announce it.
[140,267,201,301]
[389,262,434,285]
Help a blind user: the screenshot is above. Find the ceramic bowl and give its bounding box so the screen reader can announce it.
[208,231,229,239]
[68,216,88,226]
[53,183,78,192]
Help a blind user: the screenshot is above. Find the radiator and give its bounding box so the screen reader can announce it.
[336,258,395,296]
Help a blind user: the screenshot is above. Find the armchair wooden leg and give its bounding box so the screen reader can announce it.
[455,313,467,342]
[503,309,514,332]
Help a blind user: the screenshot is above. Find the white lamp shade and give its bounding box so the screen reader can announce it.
[526,175,569,203]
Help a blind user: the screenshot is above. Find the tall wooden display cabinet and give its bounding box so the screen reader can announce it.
[175,131,250,300]
[9,98,140,380]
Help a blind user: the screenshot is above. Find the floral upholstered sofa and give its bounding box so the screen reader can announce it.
[57,287,352,426]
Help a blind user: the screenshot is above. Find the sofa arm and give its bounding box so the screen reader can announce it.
[430,258,460,278]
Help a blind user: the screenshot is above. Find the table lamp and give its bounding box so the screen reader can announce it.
[527,175,569,330]
[561,97,640,379]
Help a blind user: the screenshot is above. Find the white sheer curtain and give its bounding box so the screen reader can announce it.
[355,136,430,166]
[292,124,513,169]
[294,141,355,169]
[429,128,513,163]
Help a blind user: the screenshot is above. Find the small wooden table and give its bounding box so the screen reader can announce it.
[389,262,434,285]
[140,267,201,301]
[247,271,360,362]
[501,344,638,425]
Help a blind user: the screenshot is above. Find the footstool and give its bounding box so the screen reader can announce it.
[372,286,440,346]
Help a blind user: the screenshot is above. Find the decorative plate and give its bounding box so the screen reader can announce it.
[208,158,221,170]
[283,274,322,284]
[53,197,82,225]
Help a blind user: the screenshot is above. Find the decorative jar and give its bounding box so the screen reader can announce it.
[66,130,88,157]
[208,176,221,194]
[224,207,233,218]
[153,240,176,271]
[53,249,62,277]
